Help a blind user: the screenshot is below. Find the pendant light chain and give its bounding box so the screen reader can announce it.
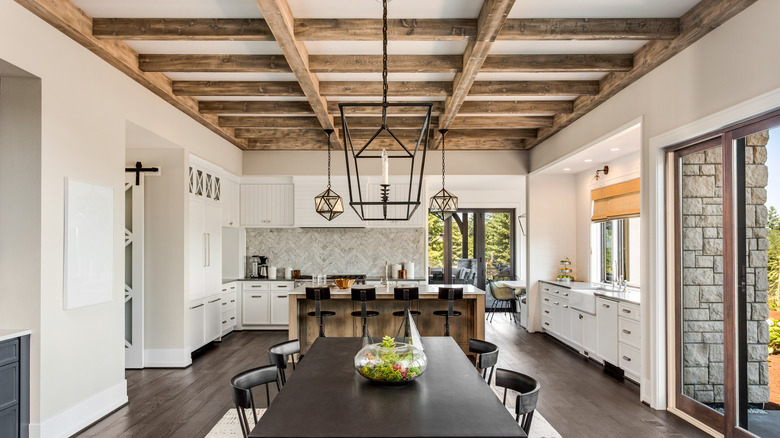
[440,129,448,188]
[325,129,334,188]
[382,0,388,104]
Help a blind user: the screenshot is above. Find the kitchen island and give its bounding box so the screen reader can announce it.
[288,284,485,354]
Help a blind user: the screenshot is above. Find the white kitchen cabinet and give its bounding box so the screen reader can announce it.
[552,297,570,342]
[583,312,598,360]
[292,177,364,227]
[220,283,238,336]
[570,311,584,351]
[189,300,205,352]
[618,301,641,381]
[190,199,221,301]
[271,291,290,325]
[240,184,294,226]
[596,297,619,365]
[221,179,240,227]
[243,291,271,325]
[204,296,222,343]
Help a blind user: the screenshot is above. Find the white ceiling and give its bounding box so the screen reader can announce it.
[538,123,641,175]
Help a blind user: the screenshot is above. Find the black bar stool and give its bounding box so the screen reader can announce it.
[433,287,463,336]
[350,286,379,339]
[305,287,335,337]
[392,286,420,339]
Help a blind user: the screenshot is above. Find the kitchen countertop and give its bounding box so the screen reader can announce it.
[540,279,640,305]
[289,283,484,296]
[0,329,31,343]
[225,277,428,284]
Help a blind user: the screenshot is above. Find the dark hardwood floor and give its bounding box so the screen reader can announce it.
[76,318,709,438]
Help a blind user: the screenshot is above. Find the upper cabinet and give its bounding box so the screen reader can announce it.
[293,176,365,228]
[221,178,240,227]
[240,184,294,227]
[189,164,221,203]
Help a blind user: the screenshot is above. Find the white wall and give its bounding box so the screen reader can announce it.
[526,174,576,332]
[527,0,780,412]
[0,0,244,434]
[574,154,641,283]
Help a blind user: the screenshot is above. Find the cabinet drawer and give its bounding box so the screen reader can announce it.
[541,294,554,306]
[619,317,641,348]
[0,404,18,438]
[243,282,270,292]
[221,291,237,312]
[540,283,554,294]
[222,309,237,329]
[619,343,641,377]
[541,304,553,318]
[618,302,640,322]
[0,339,19,368]
[271,281,294,290]
[541,316,553,331]
[0,363,19,412]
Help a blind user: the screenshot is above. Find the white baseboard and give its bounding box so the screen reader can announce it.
[30,380,127,438]
[144,348,192,368]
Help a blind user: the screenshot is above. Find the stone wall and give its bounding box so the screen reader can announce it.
[681,132,770,405]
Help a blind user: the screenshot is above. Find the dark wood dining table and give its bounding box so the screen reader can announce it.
[250,336,525,437]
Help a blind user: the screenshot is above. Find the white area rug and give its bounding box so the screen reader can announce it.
[207,403,561,438]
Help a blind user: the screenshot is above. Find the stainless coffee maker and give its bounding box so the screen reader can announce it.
[258,256,269,278]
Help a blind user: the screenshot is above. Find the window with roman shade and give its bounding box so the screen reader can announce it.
[591,178,640,222]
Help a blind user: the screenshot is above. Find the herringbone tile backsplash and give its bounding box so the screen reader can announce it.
[246,228,426,277]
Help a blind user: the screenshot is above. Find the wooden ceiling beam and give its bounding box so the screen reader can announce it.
[12,0,247,150]
[200,100,313,114]
[437,0,516,142]
[320,81,451,97]
[173,81,304,96]
[330,101,444,115]
[254,0,338,139]
[526,0,759,149]
[335,116,439,130]
[336,128,537,139]
[309,55,461,73]
[92,17,680,42]
[219,116,321,128]
[450,116,553,129]
[499,18,680,40]
[458,100,573,115]
[246,136,525,150]
[468,81,599,96]
[92,18,275,40]
[139,54,291,72]
[481,54,633,72]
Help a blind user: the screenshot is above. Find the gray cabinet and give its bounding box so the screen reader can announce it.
[0,336,29,438]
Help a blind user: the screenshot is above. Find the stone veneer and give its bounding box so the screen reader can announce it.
[245,227,426,278]
[681,132,770,404]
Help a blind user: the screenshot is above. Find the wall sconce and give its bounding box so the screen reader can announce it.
[594,166,609,181]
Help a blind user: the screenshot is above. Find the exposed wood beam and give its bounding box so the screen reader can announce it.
[335,116,439,130]
[526,0,759,149]
[236,129,326,139]
[458,100,573,115]
[438,0,516,141]
[295,18,476,41]
[335,128,538,139]
[139,54,291,72]
[173,81,304,96]
[481,54,633,72]
[200,100,313,114]
[12,0,246,150]
[320,81,451,97]
[255,0,337,138]
[92,18,275,40]
[498,18,680,40]
[246,136,525,150]
[309,55,461,73]
[92,17,680,42]
[450,116,553,129]
[219,116,321,128]
[330,101,444,115]
[468,81,599,96]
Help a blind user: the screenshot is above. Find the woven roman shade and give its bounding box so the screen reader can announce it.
[591,178,640,222]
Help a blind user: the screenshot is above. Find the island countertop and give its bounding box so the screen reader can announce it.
[288,283,485,296]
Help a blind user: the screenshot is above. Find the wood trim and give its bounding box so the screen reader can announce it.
[12,0,247,149]
[254,0,337,140]
[526,0,759,149]
[437,0,516,138]
[722,132,737,436]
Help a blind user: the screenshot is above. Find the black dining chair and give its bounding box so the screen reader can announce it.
[494,368,541,435]
[267,339,301,388]
[469,338,499,384]
[230,364,279,438]
[432,287,463,336]
[305,287,335,337]
[350,286,379,339]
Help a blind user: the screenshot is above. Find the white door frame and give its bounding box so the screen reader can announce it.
[124,174,144,369]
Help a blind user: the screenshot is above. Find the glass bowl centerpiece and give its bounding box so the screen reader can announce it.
[354,336,427,383]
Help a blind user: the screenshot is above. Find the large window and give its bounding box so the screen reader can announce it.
[595,217,640,285]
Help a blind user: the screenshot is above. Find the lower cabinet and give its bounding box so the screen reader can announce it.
[596,297,619,366]
[243,291,271,325]
[220,284,238,336]
[271,291,290,325]
[204,296,222,342]
[189,294,222,352]
[189,299,205,352]
[242,281,293,328]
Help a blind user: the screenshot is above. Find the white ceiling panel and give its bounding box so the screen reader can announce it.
[125,41,282,55]
[489,40,647,55]
[71,0,263,18]
[475,72,607,81]
[304,41,469,55]
[288,0,481,19]
[163,72,299,81]
[316,73,456,82]
[507,0,699,19]
[539,123,641,175]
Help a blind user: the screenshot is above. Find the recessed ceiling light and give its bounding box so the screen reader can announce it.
[563,168,571,171]
[610,148,621,151]
[584,159,592,163]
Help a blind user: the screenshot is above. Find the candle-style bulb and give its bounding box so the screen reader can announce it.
[381,149,389,185]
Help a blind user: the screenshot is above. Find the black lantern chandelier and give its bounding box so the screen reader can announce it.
[429,129,458,220]
[314,129,344,221]
[339,0,431,221]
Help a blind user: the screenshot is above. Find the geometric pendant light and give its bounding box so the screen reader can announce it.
[429,129,458,221]
[315,129,344,221]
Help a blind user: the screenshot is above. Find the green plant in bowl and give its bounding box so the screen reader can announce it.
[354,336,427,383]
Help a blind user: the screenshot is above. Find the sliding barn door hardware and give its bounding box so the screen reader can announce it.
[125,161,159,185]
